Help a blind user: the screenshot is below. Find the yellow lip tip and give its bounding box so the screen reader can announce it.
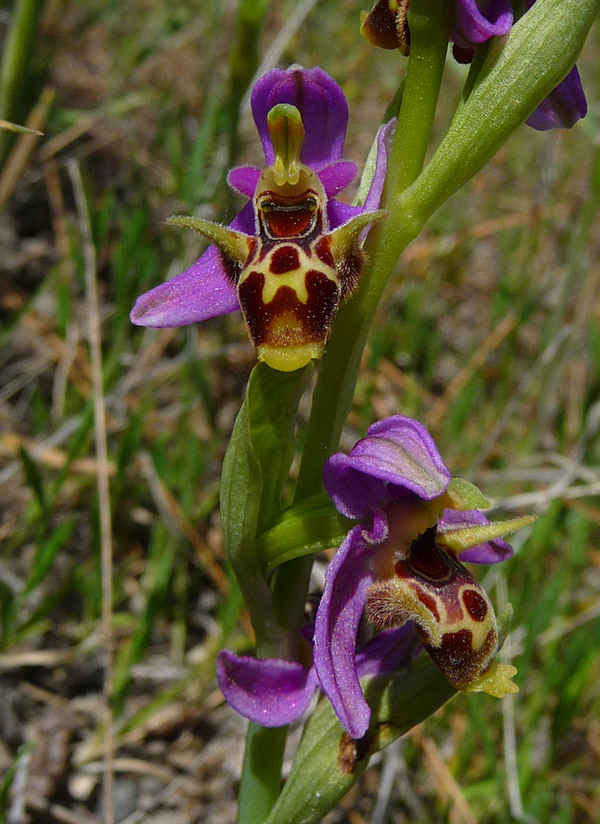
[257,344,323,372]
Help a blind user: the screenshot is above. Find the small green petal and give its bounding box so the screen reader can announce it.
[167,215,253,263]
[438,514,537,553]
[445,477,491,511]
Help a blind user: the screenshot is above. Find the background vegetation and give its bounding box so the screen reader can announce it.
[1,0,599,822]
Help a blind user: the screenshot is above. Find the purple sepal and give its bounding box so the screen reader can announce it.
[228,166,261,197]
[216,649,319,727]
[130,203,255,328]
[355,625,420,677]
[438,508,514,564]
[451,0,513,49]
[313,526,377,739]
[251,67,349,171]
[362,119,395,215]
[526,66,587,131]
[323,416,451,520]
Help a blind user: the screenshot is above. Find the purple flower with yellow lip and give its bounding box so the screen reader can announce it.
[360,0,587,131]
[130,67,390,372]
[313,416,534,739]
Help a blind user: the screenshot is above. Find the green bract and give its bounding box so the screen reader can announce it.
[221,363,310,648]
[265,659,457,824]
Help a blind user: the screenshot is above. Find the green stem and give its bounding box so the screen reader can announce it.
[295,0,451,497]
[236,4,449,818]
[269,0,450,657]
[237,722,289,824]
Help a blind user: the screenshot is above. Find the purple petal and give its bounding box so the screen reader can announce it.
[228,166,261,197]
[318,161,358,197]
[361,118,395,214]
[251,67,349,171]
[526,66,587,131]
[327,200,363,230]
[451,0,513,49]
[130,203,256,328]
[314,526,377,739]
[355,625,420,677]
[438,508,514,564]
[216,650,319,727]
[323,416,451,520]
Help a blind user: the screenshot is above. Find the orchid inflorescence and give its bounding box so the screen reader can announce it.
[130,3,596,822]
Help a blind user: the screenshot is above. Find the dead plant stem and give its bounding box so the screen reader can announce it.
[67,158,114,824]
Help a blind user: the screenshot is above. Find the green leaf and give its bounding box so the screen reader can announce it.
[0,743,35,817]
[255,492,355,575]
[23,518,76,597]
[265,659,456,824]
[220,362,310,644]
[1,519,75,647]
[19,445,48,514]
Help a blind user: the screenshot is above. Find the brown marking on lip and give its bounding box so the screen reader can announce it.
[238,268,339,349]
[270,245,301,274]
[338,246,365,300]
[365,579,408,630]
[427,627,497,686]
[314,235,335,268]
[219,237,258,285]
[462,589,488,622]
[304,270,338,338]
[406,527,453,582]
[413,586,441,621]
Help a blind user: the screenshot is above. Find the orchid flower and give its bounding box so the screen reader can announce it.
[360,0,587,131]
[313,416,534,739]
[130,67,391,372]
